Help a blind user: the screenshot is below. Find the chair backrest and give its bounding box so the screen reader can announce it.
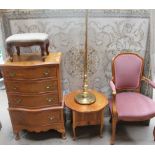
[112,52,144,91]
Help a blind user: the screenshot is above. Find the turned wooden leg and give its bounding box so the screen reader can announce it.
[153,127,155,141]
[100,110,104,138]
[7,44,13,62]
[46,41,49,55]
[40,44,45,61]
[110,117,117,145]
[61,132,66,140]
[16,46,20,56]
[15,132,20,140]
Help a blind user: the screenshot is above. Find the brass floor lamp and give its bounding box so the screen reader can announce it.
[74,10,96,105]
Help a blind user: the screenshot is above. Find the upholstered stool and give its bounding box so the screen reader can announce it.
[6,33,49,61]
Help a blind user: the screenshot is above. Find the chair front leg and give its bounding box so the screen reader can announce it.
[111,116,118,145]
[110,95,118,145]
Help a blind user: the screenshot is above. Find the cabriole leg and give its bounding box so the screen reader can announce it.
[15,132,20,140]
[61,132,66,140]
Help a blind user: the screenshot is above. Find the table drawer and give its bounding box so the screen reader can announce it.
[9,109,63,127]
[5,79,58,94]
[8,93,60,108]
[74,111,102,123]
[2,66,57,80]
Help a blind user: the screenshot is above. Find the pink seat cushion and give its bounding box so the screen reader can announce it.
[109,92,155,121]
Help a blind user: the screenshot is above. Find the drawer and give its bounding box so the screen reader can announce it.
[5,79,58,94]
[9,109,63,127]
[74,111,102,123]
[8,93,61,108]
[2,66,57,80]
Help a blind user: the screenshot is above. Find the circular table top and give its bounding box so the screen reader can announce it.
[64,90,108,113]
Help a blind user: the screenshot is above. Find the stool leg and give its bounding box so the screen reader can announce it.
[7,44,13,62]
[40,44,45,61]
[16,46,20,56]
[46,41,49,55]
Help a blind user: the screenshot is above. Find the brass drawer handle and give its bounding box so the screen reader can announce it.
[16,99,22,104]
[49,117,54,121]
[10,72,16,77]
[46,98,53,102]
[46,86,51,89]
[44,71,49,76]
[13,87,17,90]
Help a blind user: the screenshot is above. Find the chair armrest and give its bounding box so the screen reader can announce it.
[110,80,116,95]
[111,96,118,118]
[109,81,118,117]
[142,76,155,88]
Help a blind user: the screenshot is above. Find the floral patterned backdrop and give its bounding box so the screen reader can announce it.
[0,10,152,115]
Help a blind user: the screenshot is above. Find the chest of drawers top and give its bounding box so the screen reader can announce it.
[1,52,61,67]
[0,52,62,80]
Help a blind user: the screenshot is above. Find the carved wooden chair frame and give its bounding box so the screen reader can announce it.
[110,52,155,144]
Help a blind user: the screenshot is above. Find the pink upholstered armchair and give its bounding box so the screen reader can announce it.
[109,52,155,144]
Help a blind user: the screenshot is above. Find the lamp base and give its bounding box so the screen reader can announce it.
[74,91,96,105]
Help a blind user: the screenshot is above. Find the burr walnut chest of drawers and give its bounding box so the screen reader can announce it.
[0,52,66,140]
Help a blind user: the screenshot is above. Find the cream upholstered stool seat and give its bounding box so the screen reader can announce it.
[6,33,49,61]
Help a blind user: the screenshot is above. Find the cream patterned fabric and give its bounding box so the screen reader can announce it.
[0,10,152,116]
[6,33,48,43]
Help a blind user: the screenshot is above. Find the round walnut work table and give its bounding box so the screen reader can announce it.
[64,90,108,140]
